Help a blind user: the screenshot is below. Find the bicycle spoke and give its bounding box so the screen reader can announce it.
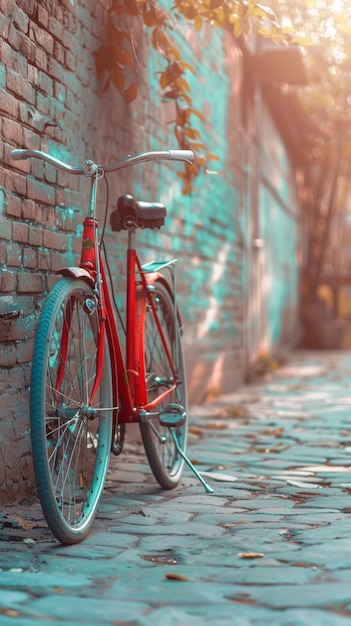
[30,279,112,543]
[140,282,188,489]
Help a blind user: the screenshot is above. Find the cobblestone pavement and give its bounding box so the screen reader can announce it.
[2,350,351,625]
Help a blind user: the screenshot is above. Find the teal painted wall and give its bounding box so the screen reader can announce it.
[259,106,301,350]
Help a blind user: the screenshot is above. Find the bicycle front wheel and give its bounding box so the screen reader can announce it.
[30,278,113,544]
[139,280,188,489]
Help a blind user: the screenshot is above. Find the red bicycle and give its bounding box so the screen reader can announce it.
[11,147,212,544]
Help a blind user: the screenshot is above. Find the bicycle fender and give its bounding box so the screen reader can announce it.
[143,272,183,333]
[56,266,95,286]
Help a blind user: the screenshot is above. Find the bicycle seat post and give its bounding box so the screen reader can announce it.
[126,225,137,376]
[127,227,136,253]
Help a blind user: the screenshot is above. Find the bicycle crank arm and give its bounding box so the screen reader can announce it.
[169,429,214,494]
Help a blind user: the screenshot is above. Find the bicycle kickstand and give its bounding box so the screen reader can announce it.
[170,429,214,493]
[159,404,214,494]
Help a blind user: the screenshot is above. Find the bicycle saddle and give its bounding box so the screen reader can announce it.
[110,194,166,231]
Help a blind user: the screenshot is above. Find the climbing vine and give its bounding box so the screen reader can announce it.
[94,0,281,193]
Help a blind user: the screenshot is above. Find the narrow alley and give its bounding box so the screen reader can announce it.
[1,349,351,625]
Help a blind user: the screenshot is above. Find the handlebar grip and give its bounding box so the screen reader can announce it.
[11,149,29,161]
[168,150,194,164]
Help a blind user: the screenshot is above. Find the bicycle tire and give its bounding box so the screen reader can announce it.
[30,278,113,544]
[139,280,188,489]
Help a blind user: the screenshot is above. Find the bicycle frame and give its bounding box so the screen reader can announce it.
[57,173,178,428]
[10,144,215,546]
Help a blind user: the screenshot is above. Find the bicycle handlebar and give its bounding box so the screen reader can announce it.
[10,148,194,176]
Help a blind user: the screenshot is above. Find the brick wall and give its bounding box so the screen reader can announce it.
[0,0,301,502]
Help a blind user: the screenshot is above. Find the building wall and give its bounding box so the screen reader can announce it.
[242,86,301,365]
[0,0,301,501]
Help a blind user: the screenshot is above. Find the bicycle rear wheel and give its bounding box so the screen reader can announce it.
[30,278,113,544]
[139,280,188,489]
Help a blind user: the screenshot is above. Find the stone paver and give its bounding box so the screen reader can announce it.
[2,350,351,624]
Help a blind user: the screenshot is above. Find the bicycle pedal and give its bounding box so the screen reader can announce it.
[159,404,186,427]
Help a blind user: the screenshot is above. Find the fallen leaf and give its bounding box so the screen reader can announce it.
[237,552,264,559]
[0,609,20,617]
[207,422,227,430]
[188,427,203,435]
[165,572,189,581]
[5,515,37,531]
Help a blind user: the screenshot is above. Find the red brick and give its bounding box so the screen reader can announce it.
[28,226,43,247]
[45,162,57,185]
[0,14,10,40]
[17,272,45,294]
[12,5,29,33]
[31,158,45,181]
[48,15,63,41]
[0,270,17,292]
[0,343,17,367]
[48,57,63,83]
[35,47,47,72]
[30,24,54,55]
[4,169,27,196]
[8,23,21,51]
[53,40,64,64]
[51,252,63,272]
[22,126,40,150]
[0,90,19,117]
[43,228,68,251]
[14,337,34,364]
[0,40,27,75]
[36,92,50,115]
[5,193,22,218]
[15,0,37,18]
[56,169,69,189]
[0,317,26,342]
[72,238,82,255]
[23,247,37,269]
[27,64,38,87]
[19,33,36,63]
[25,315,37,340]
[6,68,35,104]
[22,198,36,221]
[0,217,12,240]
[46,209,59,229]
[38,250,51,271]
[13,221,29,244]
[27,177,55,205]
[2,117,23,145]
[6,242,22,267]
[46,274,59,291]
[0,245,6,264]
[37,5,49,28]
[65,49,77,72]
